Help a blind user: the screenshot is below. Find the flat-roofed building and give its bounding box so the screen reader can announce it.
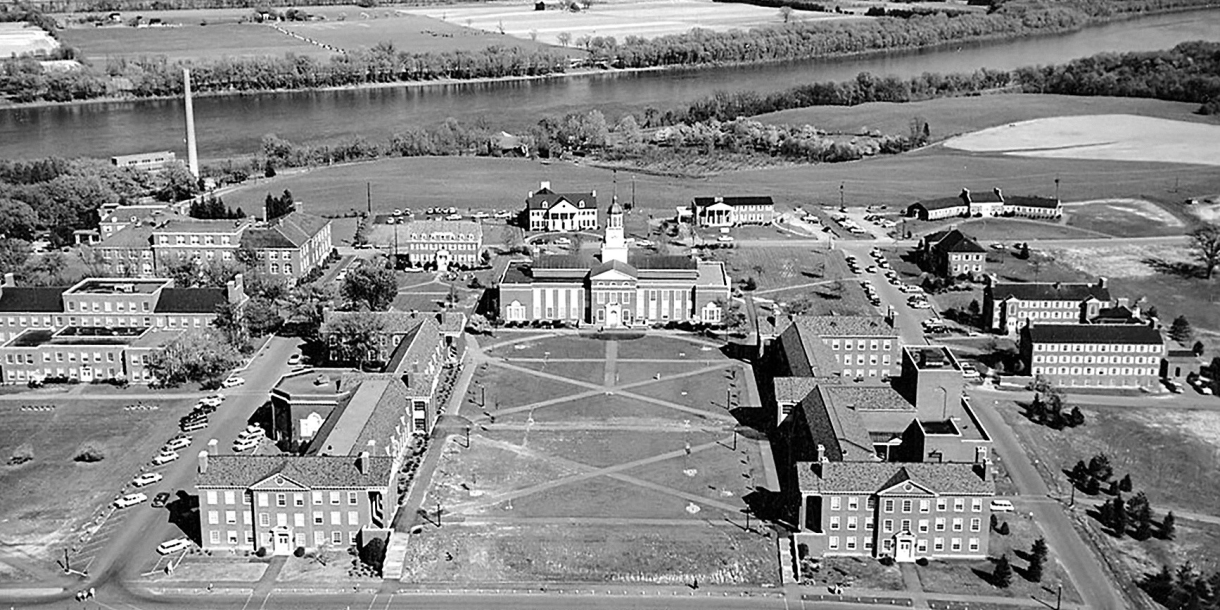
[110,151,176,172]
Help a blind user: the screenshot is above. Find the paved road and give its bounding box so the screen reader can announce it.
[966,390,1128,610]
[67,337,300,587]
[838,242,930,346]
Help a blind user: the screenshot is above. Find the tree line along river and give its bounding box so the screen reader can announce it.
[1,8,1219,161]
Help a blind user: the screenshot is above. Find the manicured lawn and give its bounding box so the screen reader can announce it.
[998,401,1220,517]
[915,512,1082,605]
[60,23,330,61]
[0,397,193,560]
[1064,198,1188,238]
[756,94,1217,140]
[391,292,450,312]
[277,553,379,582]
[1108,273,1220,334]
[762,279,876,317]
[54,5,377,26]
[614,334,725,361]
[614,361,721,386]
[525,428,724,469]
[1075,512,1220,583]
[625,440,761,509]
[506,476,736,520]
[946,217,1104,241]
[513,360,604,386]
[153,559,268,582]
[221,152,1220,220]
[486,334,609,360]
[477,365,586,410]
[496,392,690,424]
[628,368,740,415]
[399,522,778,584]
[708,247,837,291]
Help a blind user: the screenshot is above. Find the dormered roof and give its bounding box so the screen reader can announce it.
[241,212,330,250]
[927,229,986,253]
[527,188,597,211]
[912,196,968,211]
[197,455,393,489]
[797,461,993,495]
[692,196,774,208]
[794,315,895,338]
[154,288,227,314]
[0,287,65,313]
[1005,195,1060,209]
[1025,323,1163,345]
[991,281,1110,303]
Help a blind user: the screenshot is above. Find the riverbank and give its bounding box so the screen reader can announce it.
[3,1,1218,111]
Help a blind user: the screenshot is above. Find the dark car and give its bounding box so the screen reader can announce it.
[151,492,172,508]
[192,404,216,415]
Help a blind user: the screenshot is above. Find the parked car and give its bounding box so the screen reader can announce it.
[131,472,164,487]
[287,353,302,367]
[990,500,1015,513]
[221,376,245,388]
[716,235,735,243]
[180,419,207,433]
[1164,379,1184,394]
[554,237,571,245]
[960,364,981,379]
[393,208,403,216]
[152,451,179,466]
[237,425,265,443]
[114,493,149,509]
[151,491,172,508]
[445,214,463,221]
[193,403,216,415]
[157,538,193,555]
[233,437,259,452]
[199,394,225,408]
[163,436,192,452]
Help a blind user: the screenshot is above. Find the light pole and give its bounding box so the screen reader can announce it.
[1057,583,1063,610]
[436,502,442,527]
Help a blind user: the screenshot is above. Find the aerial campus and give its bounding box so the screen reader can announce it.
[2,2,1220,610]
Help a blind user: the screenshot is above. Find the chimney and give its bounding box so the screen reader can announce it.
[2,272,14,287]
[366,439,376,457]
[816,444,827,464]
[1097,277,1107,289]
[292,200,303,215]
[357,451,370,475]
[993,187,1003,201]
[959,188,971,204]
[540,181,550,190]
[227,273,245,304]
[208,438,218,455]
[885,306,896,326]
[198,450,209,474]
[1117,296,1130,308]
[183,68,199,179]
[975,447,993,481]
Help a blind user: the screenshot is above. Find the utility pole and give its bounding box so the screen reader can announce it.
[1054,176,1060,201]
[631,174,636,210]
[839,183,845,210]
[366,182,372,214]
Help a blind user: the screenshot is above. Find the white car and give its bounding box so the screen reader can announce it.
[990,500,1015,513]
[445,214,463,221]
[221,376,245,389]
[393,208,403,216]
[163,436,192,452]
[152,451,179,466]
[493,210,512,219]
[554,237,571,245]
[716,235,735,242]
[960,364,981,379]
[114,493,149,509]
[132,472,164,487]
[237,425,265,443]
[287,354,302,367]
[233,437,260,452]
[157,538,194,555]
[200,394,225,408]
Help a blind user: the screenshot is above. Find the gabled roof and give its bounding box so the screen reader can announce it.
[797,386,878,462]
[527,188,597,211]
[96,225,154,248]
[533,255,591,270]
[1025,323,1163,345]
[241,212,330,250]
[927,229,985,253]
[797,461,993,495]
[911,196,968,211]
[630,255,697,270]
[157,219,250,234]
[154,288,227,314]
[692,196,774,208]
[0,287,65,313]
[991,281,1110,303]
[964,189,1003,204]
[197,455,393,489]
[399,219,483,240]
[1004,195,1060,209]
[591,259,637,279]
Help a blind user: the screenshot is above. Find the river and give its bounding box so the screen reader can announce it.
[2,8,1219,161]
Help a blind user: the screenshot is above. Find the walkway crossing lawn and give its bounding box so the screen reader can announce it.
[615,335,727,360]
[0,398,192,560]
[474,365,586,409]
[914,512,1082,605]
[628,368,741,415]
[511,360,604,385]
[408,331,775,584]
[149,560,268,582]
[612,360,724,386]
[400,522,777,585]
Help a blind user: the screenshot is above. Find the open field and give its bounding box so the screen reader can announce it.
[149,558,268,582]
[221,151,1220,218]
[0,397,193,560]
[945,115,1220,167]
[1064,198,1187,238]
[0,22,59,57]
[756,94,1218,139]
[914,511,1082,605]
[998,401,1220,517]
[707,246,837,291]
[406,332,777,584]
[405,0,859,47]
[282,13,566,55]
[60,23,330,60]
[911,216,1106,241]
[53,5,380,26]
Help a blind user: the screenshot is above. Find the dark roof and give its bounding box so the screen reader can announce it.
[991,281,1110,303]
[911,196,967,211]
[797,387,877,462]
[630,255,697,270]
[799,461,993,495]
[1025,323,1163,345]
[0,287,65,313]
[500,261,584,285]
[1004,195,1060,209]
[591,259,637,278]
[197,455,393,489]
[795,315,895,338]
[526,188,597,210]
[928,229,985,253]
[533,255,591,270]
[692,196,774,208]
[154,288,227,314]
[241,212,330,249]
[963,189,1003,204]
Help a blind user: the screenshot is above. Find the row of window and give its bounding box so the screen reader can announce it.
[67,300,152,313]
[5,350,144,365]
[1033,355,1156,365]
[828,339,894,351]
[1032,343,1159,353]
[5,366,149,382]
[406,234,479,243]
[1031,366,1156,377]
[1009,300,1084,309]
[827,496,983,514]
[204,489,360,507]
[207,509,361,528]
[158,234,235,246]
[206,528,356,547]
[835,354,891,367]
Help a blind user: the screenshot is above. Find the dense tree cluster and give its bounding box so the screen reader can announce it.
[188,194,244,219]
[1014,41,1220,113]
[1143,562,1220,610]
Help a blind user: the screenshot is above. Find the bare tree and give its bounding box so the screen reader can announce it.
[779,5,793,23]
[529,29,538,41]
[556,31,572,47]
[1189,223,1220,279]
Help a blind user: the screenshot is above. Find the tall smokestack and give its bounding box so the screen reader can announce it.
[183,68,199,179]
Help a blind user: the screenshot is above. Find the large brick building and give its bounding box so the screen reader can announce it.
[918,229,986,278]
[983,276,1115,335]
[1020,323,1165,389]
[906,188,1062,221]
[195,452,395,555]
[500,200,730,327]
[0,275,246,384]
[684,196,775,228]
[369,219,483,271]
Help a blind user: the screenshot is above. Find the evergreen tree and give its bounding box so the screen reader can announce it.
[1031,537,1049,563]
[998,521,1010,535]
[1118,473,1132,492]
[1027,555,1044,583]
[1067,406,1086,427]
[1142,565,1175,604]
[1088,453,1113,481]
[1107,479,1120,496]
[1070,460,1090,484]
[993,554,1013,588]
[1169,315,1194,343]
[1161,511,1177,540]
[1085,475,1101,495]
[1111,494,1128,537]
